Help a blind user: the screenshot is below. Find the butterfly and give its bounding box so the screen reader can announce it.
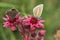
[33,4,43,18]
[6,8,19,19]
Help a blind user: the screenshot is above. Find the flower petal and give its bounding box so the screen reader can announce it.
[36,23,44,29]
[40,20,45,22]
[3,18,8,21]
[30,24,36,31]
[10,26,16,31]
[39,30,46,36]
[3,22,10,28]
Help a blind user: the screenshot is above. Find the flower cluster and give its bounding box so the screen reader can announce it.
[3,4,46,40]
[21,16,46,40]
[3,9,21,31]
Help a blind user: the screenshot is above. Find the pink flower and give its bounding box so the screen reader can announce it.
[37,37,44,40]
[3,14,20,31]
[38,30,46,36]
[31,31,36,37]
[3,22,10,28]
[23,16,45,31]
[10,26,16,31]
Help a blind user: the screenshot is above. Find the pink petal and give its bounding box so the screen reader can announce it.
[38,23,44,29]
[41,37,44,40]
[3,22,10,28]
[35,23,44,29]
[3,18,7,21]
[6,15,9,18]
[16,17,20,22]
[40,23,44,28]
[37,37,44,40]
[40,30,46,35]
[23,18,31,22]
[10,26,16,31]
[23,20,30,25]
[30,24,36,31]
[6,15,10,20]
[40,20,45,22]
[25,22,30,25]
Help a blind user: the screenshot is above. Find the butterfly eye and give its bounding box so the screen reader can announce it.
[33,4,43,18]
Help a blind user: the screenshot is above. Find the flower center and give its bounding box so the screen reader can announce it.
[9,18,16,23]
[30,17,37,24]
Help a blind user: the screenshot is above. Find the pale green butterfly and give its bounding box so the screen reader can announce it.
[33,4,43,18]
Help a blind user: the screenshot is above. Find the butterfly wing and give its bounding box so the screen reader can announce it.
[33,4,43,18]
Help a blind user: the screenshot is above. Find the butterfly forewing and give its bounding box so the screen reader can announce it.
[33,4,43,18]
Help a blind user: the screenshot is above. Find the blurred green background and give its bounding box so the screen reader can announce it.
[0,0,60,40]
